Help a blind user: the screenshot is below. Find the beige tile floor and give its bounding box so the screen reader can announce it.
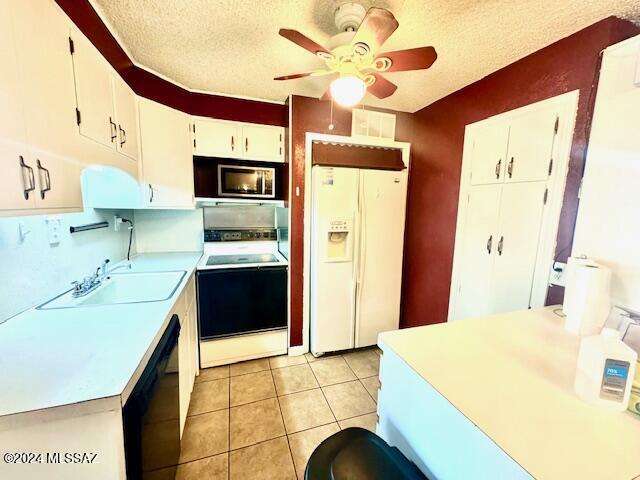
[154,346,382,480]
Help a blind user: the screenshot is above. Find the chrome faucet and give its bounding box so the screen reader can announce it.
[71,259,111,298]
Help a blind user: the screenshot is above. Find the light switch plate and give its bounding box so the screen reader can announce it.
[549,261,567,287]
[45,216,62,245]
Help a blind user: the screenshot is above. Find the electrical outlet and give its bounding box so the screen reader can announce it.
[113,215,125,232]
[45,216,62,245]
[549,261,567,287]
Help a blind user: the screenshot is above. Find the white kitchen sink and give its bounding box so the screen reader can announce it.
[38,271,187,309]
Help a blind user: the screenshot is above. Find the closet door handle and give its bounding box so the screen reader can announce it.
[486,235,493,254]
[109,117,117,142]
[19,156,36,200]
[495,159,501,179]
[119,125,126,147]
[497,236,504,256]
[507,157,514,178]
[37,160,52,199]
[148,184,154,203]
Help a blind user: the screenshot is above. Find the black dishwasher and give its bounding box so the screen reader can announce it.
[123,315,181,479]
[197,266,288,339]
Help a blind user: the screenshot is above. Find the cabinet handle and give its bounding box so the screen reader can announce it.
[495,159,501,179]
[497,236,504,256]
[486,235,493,254]
[118,125,126,147]
[109,117,117,142]
[36,159,52,199]
[19,156,36,200]
[245,137,248,152]
[231,136,235,151]
[149,184,154,203]
[507,157,514,178]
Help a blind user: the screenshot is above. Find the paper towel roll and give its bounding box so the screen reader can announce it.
[563,256,599,316]
[564,263,612,336]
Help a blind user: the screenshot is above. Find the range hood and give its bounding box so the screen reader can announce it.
[81,165,144,209]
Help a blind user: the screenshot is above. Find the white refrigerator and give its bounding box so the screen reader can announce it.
[310,166,408,354]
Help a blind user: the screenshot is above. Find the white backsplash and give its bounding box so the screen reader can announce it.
[134,209,204,253]
[0,209,134,322]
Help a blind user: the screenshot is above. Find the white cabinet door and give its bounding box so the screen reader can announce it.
[12,0,78,161]
[31,149,83,210]
[469,121,509,185]
[453,184,502,320]
[356,169,407,347]
[241,124,284,162]
[139,99,194,208]
[112,77,139,161]
[0,0,34,211]
[505,108,557,182]
[490,182,547,312]
[193,118,239,158]
[70,28,116,150]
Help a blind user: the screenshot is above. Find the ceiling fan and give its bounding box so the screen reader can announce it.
[274,2,437,107]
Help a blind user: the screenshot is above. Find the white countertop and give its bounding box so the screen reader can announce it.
[379,307,640,480]
[0,252,201,420]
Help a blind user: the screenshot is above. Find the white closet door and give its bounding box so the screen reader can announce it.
[505,108,557,182]
[469,121,509,185]
[490,182,547,313]
[0,0,34,211]
[453,184,502,320]
[356,169,408,347]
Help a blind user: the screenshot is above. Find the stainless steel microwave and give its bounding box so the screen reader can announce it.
[217,164,276,198]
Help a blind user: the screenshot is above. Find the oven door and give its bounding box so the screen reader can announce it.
[217,165,275,198]
[197,266,288,338]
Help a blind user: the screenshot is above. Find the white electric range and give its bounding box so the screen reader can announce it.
[196,228,289,367]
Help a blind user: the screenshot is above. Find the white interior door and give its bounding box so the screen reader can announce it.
[193,119,239,158]
[0,0,34,211]
[112,77,139,161]
[469,121,509,185]
[70,28,115,149]
[505,108,557,182]
[310,166,359,354]
[490,182,547,313]
[453,184,502,320]
[355,169,408,347]
[241,124,284,162]
[139,99,193,208]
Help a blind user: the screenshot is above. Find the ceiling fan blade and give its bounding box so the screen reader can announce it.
[351,8,399,54]
[320,88,332,101]
[368,73,398,99]
[274,72,314,80]
[279,29,330,56]
[377,46,438,72]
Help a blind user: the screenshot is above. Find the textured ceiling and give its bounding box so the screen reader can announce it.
[90,0,640,112]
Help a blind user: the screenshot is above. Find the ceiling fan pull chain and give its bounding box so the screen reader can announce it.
[328,99,335,131]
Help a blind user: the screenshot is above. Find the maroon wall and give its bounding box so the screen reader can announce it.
[56,0,288,126]
[400,17,639,328]
[288,96,414,346]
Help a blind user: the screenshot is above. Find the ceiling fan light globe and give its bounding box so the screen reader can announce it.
[330,75,366,107]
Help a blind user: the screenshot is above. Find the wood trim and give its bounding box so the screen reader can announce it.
[311,141,405,171]
[55,0,288,127]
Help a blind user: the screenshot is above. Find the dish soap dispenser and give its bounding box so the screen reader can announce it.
[574,328,637,410]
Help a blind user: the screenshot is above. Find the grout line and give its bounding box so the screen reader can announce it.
[307,359,338,424]
[268,367,296,475]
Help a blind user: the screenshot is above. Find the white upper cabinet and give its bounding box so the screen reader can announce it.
[0,0,34,211]
[505,108,557,183]
[469,121,509,185]
[69,28,116,150]
[112,77,139,161]
[193,117,284,162]
[241,123,284,162]
[139,99,194,208]
[193,118,240,158]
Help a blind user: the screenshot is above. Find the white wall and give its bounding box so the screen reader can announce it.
[133,209,204,253]
[0,209,134,322]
